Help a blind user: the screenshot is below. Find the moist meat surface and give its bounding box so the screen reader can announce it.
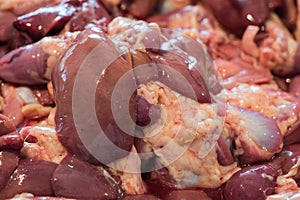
[1,0,300,200]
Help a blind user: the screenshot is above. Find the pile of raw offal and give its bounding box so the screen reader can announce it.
[1,0,300,200]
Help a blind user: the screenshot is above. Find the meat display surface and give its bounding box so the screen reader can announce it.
[1,0,300,200]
